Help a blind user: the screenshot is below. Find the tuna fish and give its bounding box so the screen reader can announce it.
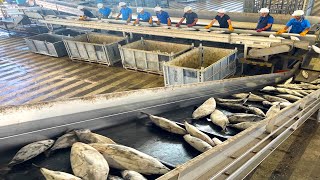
[247,106,266,117]
[311,78,320,84]
[216,98,246,103]
[192,98,216,119]
[121,170,147,180]
[276,94,301,102]
[184,121,215,146]
[47,131,78,156]
[142,113,187,135]
[263,95,289,103]
[183,134,212,152]
[227,113,264,124]
[108,175,124,180]
[8,139,54,167]
[212,137,223,145]
[232,92,265,102]
[90,143,170,175]
[75,129,116,144]
[302,70,309,79]
[262,101,273,107]
[228,122,257,130]
[283,77,293,84]
[218,102,249,112]
[266,103,281,118]
[70,142,109,180]
[275,88,304,97]
[261,86,277,92]
[40,167,82,180]
[275,102,292,108]
[277,84,303,90]
[210,109,229,131]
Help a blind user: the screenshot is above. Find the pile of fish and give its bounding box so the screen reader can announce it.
[1,128,170,180]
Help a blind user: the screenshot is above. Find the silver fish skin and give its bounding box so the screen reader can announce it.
[75,129,116,144]
[283,77,293,84]
[227,113,264,124]
[40,167,82,180]
[247,106,266,117]
[218,102,249,111]
[48,131,78,155]
[184,121,215,146]
[276,94,301,102]
[228,122,257,130]
[121,170,147,180]
[212,138,223,145]
[8,139,55,167]
[210,109,229,131]
[263,95,289,103]
[216,98,245,103]
[108,175,124,180]
[183,134,212,152]
[192,98,216,119]
[266,103,281,118]
[232,92,265,102]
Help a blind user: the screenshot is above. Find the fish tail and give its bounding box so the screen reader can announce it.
[32,163,41,168]
[0,166,11,175]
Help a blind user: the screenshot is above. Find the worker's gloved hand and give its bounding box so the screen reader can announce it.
[133,21,136,25]
[79,15,87,21]
[300,30,309,36]
[276,29,286,35]
[256,28,264,32]
[187,24,194,27]
[228,25,234,32]
[205,24,212,29]
[126,18,131,23]
[115,16,119,20]
[167,20,171,26]
[176,23,181,27]
[148,18,153,24]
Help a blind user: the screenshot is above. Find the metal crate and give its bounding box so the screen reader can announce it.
[119,39,194,74]
[163,46,238,86]
[63,33,128,66]
[24,33,68,57]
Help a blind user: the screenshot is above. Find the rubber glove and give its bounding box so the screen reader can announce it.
[205,24,212,29]
[167,19,171,26]
[228,25,234,31]
[148,18,153,24]
[176,23,181,27]
[300,30,309,36]
[276,28,287,35]
[79,16,86,21]
[133,21,136,25]
[256,28,264,32]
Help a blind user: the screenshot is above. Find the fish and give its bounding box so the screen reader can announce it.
[263,95,289,103]
[261,86,277,92]
[210,109,229,131]
[192,97,216,119]
[40,167,82,180]
[276,94,302,102]
[70,142,109,180]
[269,34,276,38]
[275,101,292,108]
[218,102,249,112]
[212,137,223,145]
[262,100,273,107]
[283,77,293,84]
[277,84,303,90]
[216,97,245,103]
[108,175,124,180]
[228,122,257,130]
[8,139,54,167]
[47,131,78,156]
[121,170,147,180]
[312,45,320,54]
[227,113,264,124]
[302,70,309,79]
[142,113,187,135]
[311,78,320,84]
[266,103,281,118]
[90,143,170,175]
[295,89,310,96]
[247,106,266,117]
[183,134,212,152]
[298,83,320,90]
[232,92,265,102]
[275,88,304,97]
[75,129,116,144]
[184,121,215,146]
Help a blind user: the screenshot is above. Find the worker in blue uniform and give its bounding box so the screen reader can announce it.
[276,10,311,36]
[97,3,111,19]
[116,2,132,23]
[176,6,198,28]
[204,8,234,31]
[256,8,274,32]
[77,5,95,20]
[154,6,171,26]
[134,7,152,25]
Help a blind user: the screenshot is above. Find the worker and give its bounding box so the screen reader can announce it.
[255,8,274,32]
[77,5,95,20]
[97,3,111,19]
[204,9,234,31]
[154,6,171,26]
[276,10,310,36]
[176,6,198,28]
[116,2,132,23]
[134,7,152,25]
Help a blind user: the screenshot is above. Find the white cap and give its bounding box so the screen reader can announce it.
[184,6,192,13]
[137,7,144,13]
[259,8,269,13]
[154,6,162,12]
[77,5,84,10]
[97,3,103,9]
[119,2,126,7]
[292,10,304,16]
[217,8,226,13]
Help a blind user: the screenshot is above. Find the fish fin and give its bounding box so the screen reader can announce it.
[0,166,11,175]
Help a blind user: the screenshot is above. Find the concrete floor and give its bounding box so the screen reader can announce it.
[1,32,320,179]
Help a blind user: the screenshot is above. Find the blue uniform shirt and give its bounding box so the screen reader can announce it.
[286,18,311,34]
[120,7,132,20]
[256,15,274,31]
[156,11,170,24]
[137,11,151,22]
[99,7,111,18]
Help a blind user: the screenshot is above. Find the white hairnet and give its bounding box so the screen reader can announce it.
[154,6,162,12]
[259,8,269,13]
[217,8,226,13]
[292,10,304,16]
[184,6,192,13]
[119,2,126,7]
[137,7,144,13]
[97,3,104,9]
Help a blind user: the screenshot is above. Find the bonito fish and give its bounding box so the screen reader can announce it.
[75,129,116,144]
[228,122,257,130]
[184,121,215,146]
[232,92,265,102]
[121,170,147,180]
[210,109,229,131]
[263,95,289,103]
[40,167,82,180]
[47,131,78,156]
[183,134,212,152]
[192,98,216,119]
[227,113,264,124]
